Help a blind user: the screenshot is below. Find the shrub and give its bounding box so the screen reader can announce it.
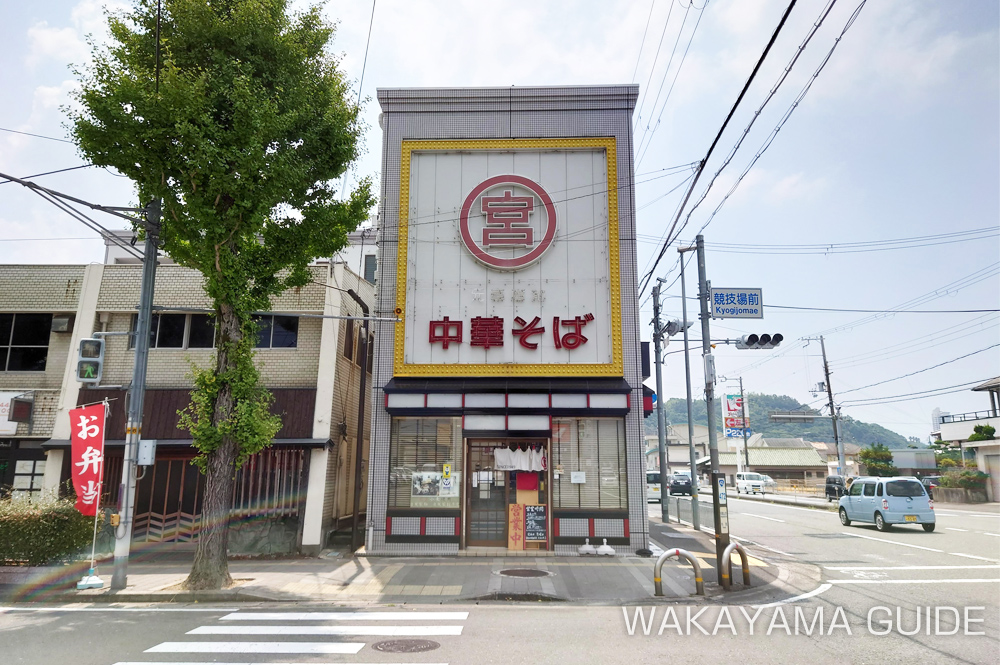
[939,469,990,491]
[0,496,98,566]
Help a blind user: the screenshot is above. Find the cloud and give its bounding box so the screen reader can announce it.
[26,22,88,69]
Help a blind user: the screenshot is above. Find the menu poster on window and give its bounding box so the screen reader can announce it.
[411,471,460,508]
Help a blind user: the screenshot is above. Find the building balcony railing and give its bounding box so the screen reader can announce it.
[940,411,998,424]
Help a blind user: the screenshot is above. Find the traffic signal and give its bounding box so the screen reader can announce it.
[735,333,783,350]
[76,338,104,383]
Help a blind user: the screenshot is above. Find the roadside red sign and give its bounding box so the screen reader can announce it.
[69,403,106,516]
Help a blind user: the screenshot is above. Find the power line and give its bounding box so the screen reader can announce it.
[0,164,99,185]
[687,0,866,244]
[630,0,657,83]
[0,126,74,144]
[838,344,1000,396]
[766,304,999,314]
[633,0,681,135]
[840,379,993,406]
[638,0,799,297]
[635,3,707,165]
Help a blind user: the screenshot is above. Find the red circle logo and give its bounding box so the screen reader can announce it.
[459,175,557,270]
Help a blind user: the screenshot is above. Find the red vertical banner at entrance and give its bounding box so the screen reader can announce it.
[69,403,106,516]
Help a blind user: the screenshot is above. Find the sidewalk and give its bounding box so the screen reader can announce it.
[0,522,774,606]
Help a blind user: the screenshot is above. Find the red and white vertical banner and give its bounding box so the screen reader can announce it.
[70,403,106,516]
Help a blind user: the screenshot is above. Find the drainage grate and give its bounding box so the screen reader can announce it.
[372,639,441,653]
[498,568,553,578]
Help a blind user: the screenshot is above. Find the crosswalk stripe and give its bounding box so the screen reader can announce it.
[116,662,448,665]
[219,611,469,621]
[188,625,463,636]
[145,642,365,654]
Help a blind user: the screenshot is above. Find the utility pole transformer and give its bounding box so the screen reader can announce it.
[111,199,161,590]
[695,234,731,588]
[651,282,670,523]
[819,335,846,475]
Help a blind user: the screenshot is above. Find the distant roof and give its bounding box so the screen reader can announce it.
[972,377,1000,392]
[752,437,812,449]
[810,441,862,456]
[698,447,827,468]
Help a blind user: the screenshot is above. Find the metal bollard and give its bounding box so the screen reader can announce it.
[721,540,751,589]
[653,547,704,596]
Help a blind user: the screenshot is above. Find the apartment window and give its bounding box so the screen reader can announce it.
[254,315,298,348]
[344,319,354,359]
[363,254,377,284]
[130,313,216,349]
[0,313,52,372]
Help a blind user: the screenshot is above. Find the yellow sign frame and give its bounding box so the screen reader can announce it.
[394,138,623,377]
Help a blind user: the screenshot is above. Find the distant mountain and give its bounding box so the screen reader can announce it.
[645,392,913,449]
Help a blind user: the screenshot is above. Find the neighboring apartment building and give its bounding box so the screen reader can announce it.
[937,377,1000,502]
[0,254,375,555]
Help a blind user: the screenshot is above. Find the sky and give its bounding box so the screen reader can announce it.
[0,0,997,442]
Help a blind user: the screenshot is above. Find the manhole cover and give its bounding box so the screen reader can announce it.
[372,639,441,653]
[498,568,553,578]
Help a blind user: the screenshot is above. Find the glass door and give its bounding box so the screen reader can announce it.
[466,440,509,547]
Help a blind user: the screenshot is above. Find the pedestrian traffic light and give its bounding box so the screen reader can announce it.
[76,338,104,383]
[735,333,783,349]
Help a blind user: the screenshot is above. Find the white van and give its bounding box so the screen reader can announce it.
[736,472,766,495]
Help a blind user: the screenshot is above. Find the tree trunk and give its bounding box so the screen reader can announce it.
[185,302,240,590]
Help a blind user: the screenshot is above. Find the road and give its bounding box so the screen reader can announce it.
[0,499,997,665]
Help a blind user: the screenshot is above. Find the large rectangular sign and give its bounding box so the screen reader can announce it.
[710,288,763,319]
[395,139,622,377]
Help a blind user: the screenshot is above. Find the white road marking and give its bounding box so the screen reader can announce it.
[841,532,943,552]
[730,535,792,557]
[189,625,464,636]
[754,583,832,607]
[825,564,1000,571]
[0,607,236,613]
[946,527,969,532]
[828,579,1000,585]
[220,611,469,621]
[116,663,447,665]
[985,533,1000,537]
[146,642,365,654]
[740,513,786,523]
[949,553,998,562]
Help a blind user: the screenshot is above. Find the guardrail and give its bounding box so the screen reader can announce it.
[721,541,751,590]
[653,547,704,597]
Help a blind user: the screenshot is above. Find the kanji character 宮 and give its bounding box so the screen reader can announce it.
[428,317,463,349]
[512,316,545,350]
[481,190,534,246]
[553,313,595,350]
[470,316,505,349]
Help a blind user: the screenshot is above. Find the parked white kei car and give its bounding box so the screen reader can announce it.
[735,472,766,495]
[838,476,936,532]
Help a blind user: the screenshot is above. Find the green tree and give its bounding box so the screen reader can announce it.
[967,425,996,442]
[69,0,374,589]
[858,443,897,477]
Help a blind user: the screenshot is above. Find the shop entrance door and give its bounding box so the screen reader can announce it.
[465,439,549,549]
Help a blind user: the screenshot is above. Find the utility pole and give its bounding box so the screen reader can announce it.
[652,282,670,523]
[347,289,369,553]
[739,377,750,470]
[678,245,699,530]
[111,199,160,590]
[696,234,730,588]
[818,335,845,475]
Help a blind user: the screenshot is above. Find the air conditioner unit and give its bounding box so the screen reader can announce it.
[51,314,75,333]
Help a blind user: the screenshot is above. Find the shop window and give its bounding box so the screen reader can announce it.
[130,313,218,349]
[343,319,355,359]
[254,315,298,348]
[10,459,46,499]
[551,418,627,510]
[0,313,52,372]
[388,418,462,509]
